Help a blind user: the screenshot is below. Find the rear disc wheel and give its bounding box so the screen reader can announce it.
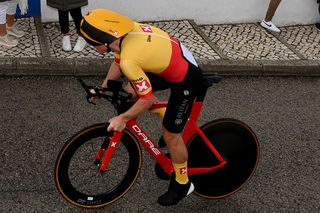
[187,118,260,198]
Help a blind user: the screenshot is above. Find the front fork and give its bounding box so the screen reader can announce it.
[94,131,124,172]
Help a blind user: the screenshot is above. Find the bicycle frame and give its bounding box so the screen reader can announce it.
[96,100,227,177]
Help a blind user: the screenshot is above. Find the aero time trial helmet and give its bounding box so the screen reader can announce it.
[80,9,134,46]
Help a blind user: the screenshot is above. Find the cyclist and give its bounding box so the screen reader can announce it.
[80,9,204,206]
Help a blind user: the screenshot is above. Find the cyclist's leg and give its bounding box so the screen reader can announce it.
[158,95,196,205]
[157,62,203,205]
[162,81,197,168]
[147,75,168,118]
[158,80,204,205]
[162,128,188,174]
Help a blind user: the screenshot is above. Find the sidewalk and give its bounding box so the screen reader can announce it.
[0,17,320,77]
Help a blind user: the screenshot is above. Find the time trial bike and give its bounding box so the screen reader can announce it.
[54,75,260,208]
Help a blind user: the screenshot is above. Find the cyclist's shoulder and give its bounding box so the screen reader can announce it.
[125,22,169,38]
[120,22,171,55]
[133,22,161,32]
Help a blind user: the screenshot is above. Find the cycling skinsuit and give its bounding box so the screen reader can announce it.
[114,22,203,133]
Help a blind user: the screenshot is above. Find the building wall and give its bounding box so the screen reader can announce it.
[41,0,319,26]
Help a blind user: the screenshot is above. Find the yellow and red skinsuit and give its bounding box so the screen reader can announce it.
[114,22,189,100]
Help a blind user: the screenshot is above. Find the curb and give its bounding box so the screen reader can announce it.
[1,57,319,77]
[0,17,320,77]
[200,59,320,77]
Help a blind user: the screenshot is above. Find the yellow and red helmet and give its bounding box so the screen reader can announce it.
[80,9,134,46]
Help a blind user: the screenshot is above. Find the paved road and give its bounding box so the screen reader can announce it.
[0,76,319,212]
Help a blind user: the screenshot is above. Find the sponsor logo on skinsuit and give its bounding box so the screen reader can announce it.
[133,80,150,92]
[140,25,153,33]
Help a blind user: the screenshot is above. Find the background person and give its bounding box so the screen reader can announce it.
[316,0,320,30]
[0,0,25,47]
[47,0,88,52]
[260,0,282,32]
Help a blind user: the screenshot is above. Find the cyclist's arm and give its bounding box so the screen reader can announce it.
[90,60,122,103]
[122,95,156,119]
[107,93,156,132]
[101,61,122,88]
[107,91,155,132]
[107,60,156,131]
[120,60,156,119]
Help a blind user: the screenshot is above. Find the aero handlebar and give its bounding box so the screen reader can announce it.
[77,78,132,113]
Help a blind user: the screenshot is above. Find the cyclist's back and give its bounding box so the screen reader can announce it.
[116,22,193,84]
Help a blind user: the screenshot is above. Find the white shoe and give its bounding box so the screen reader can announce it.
[73,36,86,52]
[62,35,72,52]
[7,24,25,38]
[0,34,18,47]
[260,20,280,33]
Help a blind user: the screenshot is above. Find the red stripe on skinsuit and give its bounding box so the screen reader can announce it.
[158,35,188,82]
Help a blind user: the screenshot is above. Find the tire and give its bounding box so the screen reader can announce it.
[187,118,260,198]
[54,123,142,208]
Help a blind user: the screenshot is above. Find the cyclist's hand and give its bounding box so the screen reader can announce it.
[88,95,101,104]
[107,115,126,132]
[88,88,104,104]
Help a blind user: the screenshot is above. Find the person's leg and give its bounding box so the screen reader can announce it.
[70,7,87,52]
[265,0,282,21]
[316,4,320,30]
[58,9,70,34]
[157,89,195,206]
[58,9,72,51]
[0,2,8,36]
[157,64,203,205]
[161,83,195,178]
[6,0,17,27]
[163,131,188,164]
[0,23,5,36]
[69,7,83,35]
[162,129,188,182]
[0,2,17,47]
[6,0,24,38]
[261,0,281,32]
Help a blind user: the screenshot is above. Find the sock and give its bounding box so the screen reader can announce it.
[173,161,189,184]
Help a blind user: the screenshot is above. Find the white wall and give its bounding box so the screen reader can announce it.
[41,0,320,26]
